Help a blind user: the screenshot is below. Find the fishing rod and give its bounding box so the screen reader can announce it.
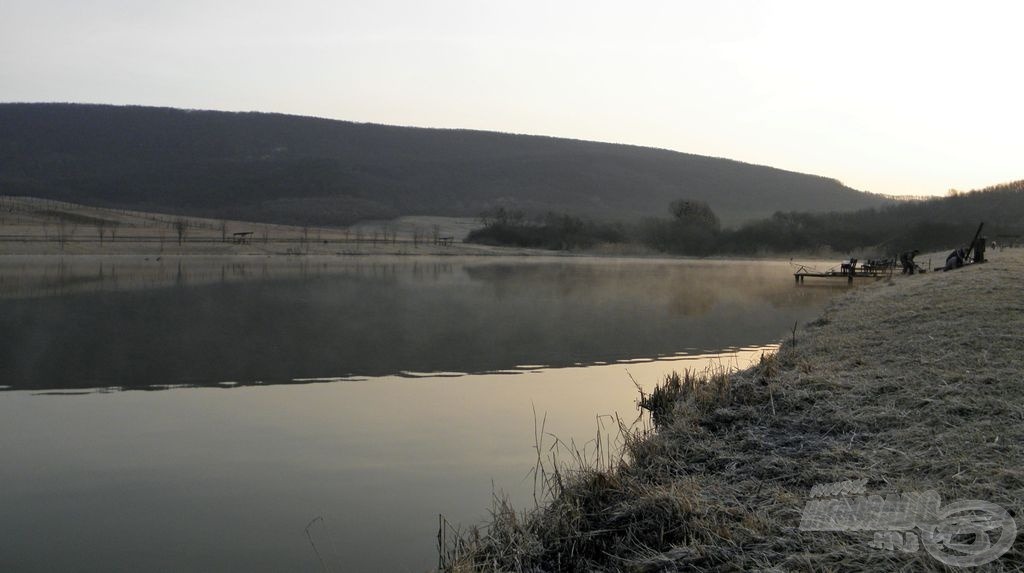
[964,221,984,263]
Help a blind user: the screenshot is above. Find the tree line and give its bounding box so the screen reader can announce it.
[466,181,1024,256]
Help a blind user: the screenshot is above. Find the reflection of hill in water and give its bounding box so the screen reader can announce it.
[0,257,841,391]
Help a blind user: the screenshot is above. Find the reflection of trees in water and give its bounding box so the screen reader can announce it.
[665,285,717,316]
[409,261,455,281]
[0,257,462,299]
[0,258,840,391]
[2,258,839,316]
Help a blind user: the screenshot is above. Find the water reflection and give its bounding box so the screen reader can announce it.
[0,256,840,391]
[0,346,775,572]
[0,255,844,571]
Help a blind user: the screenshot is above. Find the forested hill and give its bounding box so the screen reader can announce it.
[0,103,886,226]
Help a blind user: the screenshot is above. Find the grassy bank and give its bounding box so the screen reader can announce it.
[443,249,1023,571]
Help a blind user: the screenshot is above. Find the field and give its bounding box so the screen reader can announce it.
[0,196,500,256]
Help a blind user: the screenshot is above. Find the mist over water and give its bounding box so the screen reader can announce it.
[0,255,841,570]
[0,256,835,390]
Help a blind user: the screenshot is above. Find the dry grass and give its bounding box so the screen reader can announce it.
[440,249,1024,571]
[0,196,529,256]
[637,369,734,429]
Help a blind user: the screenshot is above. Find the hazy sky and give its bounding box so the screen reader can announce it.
[2,0,1021,196]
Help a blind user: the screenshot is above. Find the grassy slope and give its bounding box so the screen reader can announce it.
[450,250,1023,571]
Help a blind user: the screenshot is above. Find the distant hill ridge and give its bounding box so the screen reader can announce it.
[0,103,886,226]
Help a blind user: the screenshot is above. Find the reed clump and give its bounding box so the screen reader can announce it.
[637,369,733,428]
[441,250,1024,571]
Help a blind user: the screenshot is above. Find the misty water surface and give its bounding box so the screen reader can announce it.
[0,255,841,571]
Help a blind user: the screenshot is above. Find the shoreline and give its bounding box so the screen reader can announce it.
[3,195,868,262]
[447,249,1023,570]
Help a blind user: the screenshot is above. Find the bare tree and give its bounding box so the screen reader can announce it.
[174,219,188,245]
[57,218,67,250]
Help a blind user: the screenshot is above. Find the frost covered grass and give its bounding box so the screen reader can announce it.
[441,250,1024,571]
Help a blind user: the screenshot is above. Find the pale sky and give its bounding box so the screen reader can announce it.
[2,0,1021,196]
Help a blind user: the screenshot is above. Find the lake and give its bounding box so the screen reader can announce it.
[0,255,840,571]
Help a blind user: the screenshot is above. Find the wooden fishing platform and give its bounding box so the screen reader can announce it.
[794,259,895,284]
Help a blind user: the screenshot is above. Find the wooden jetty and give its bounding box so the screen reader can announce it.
[794,259,895,284]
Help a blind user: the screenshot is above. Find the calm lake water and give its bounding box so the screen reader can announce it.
[0,255,840,571]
